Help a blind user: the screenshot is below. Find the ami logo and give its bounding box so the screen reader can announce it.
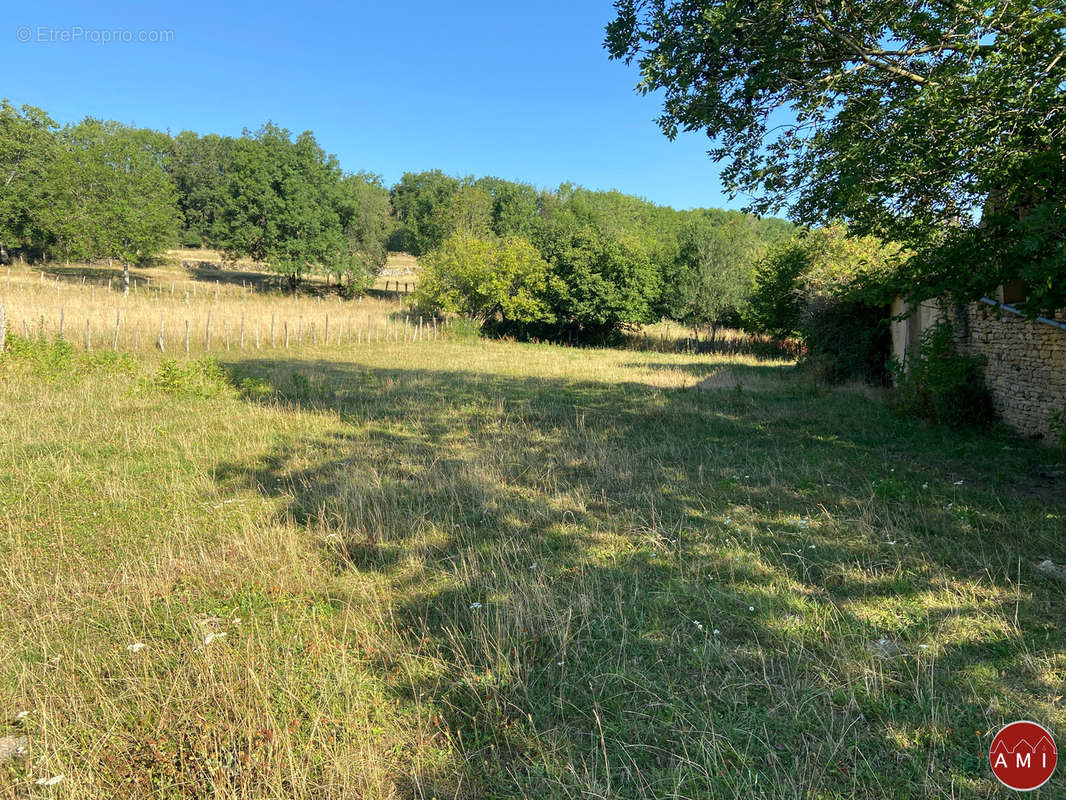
[989,721,1058,791]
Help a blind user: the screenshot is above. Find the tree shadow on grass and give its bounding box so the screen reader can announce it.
[215,355,1066,798]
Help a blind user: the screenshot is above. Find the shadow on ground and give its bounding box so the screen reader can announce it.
[214,354,1066,798]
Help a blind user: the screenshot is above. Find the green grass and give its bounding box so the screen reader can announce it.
[1,332,1064,798]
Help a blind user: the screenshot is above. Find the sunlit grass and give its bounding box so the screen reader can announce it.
[0,267,1064,798]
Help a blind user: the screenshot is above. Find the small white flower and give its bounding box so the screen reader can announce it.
[808,545,816,549]
[953,480,964,486]
[723,518,732,525]
[15,710,31,721]
[919,644,929,649]
[886,540,897,546]
[204,631,227,645]
[748,606,755,612]
[232,618,242,625]
[922,482,929,489]
[693,620,704,630]
[557,660,564,666]
[36,775,64,786]
[126,642,146,653]
[713,629,720,635]
[469,602,482,610]
[890,468,895,472]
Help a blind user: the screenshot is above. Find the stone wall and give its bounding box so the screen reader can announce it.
[891,299,1066,439]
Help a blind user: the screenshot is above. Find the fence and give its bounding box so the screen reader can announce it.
[0,268,445,356]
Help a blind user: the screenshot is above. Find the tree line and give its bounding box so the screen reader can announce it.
[397,171,795,342]
[0,103,391,295]
[0,100,799,343]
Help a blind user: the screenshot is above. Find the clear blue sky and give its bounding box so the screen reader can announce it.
[8,1,744,211]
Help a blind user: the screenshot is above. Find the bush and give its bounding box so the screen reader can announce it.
[801,298,891,384]
[179,230,203,248]
[890,320,994,428]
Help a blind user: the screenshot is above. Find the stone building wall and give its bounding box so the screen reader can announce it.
[891,299,1066,439]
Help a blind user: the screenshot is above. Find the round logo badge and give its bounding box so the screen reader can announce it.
[989,720,1057,791]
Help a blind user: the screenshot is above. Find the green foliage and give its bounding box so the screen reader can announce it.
[1,333,135,378]
[389,170,462,255]
[0,100,58,256]
[38,119,181,278]
[803,299,890,385]
[745,241,810,338]
[746,227,902,382]
[665,216,764,339]
[1049,409,1066,448]
[150,357,233,398]
[331,172,392,294]
[417,232,556,326]
[890,321,995,428]
[215,124,344,286]
[545,226,660,342]
[168,131,235,247]
[901,151,1066,318]
[606,1,1066,312]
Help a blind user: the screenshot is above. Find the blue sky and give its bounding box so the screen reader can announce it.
[6,1,749,211]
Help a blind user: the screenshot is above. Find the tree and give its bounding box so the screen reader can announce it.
[416,232,557,326]
[216,124,344,288]
[331,171,392,294]
[0,101,59,259]
[606,0,1066,315]
[389,170,461,255]
[545,226,661,342]
[40,120,180,289]
[666,216,763,343]
[169,131,236,247]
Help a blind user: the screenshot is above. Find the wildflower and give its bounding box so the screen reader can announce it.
[748,606,755,612]
[808,545,816,549]
[724,518,732,525]
[919,644,929,649]
[232,618,242,625]
[890,468,895,472]
[953,480,964,486]
[693,620,704,631]
[886,540,897,546]
[557,660,564,666]
[469,602,482,610]
[922,483,929,489]
[35,775,64,786]
[126,642,146,653]
[15,710,31,721]
[713,629,720,635]
[204,632,227,645]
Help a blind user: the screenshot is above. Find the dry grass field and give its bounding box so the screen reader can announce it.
[1,263,1064,799]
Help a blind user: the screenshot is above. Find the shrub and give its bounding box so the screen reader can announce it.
[801,298,891,384]
[890,320,995,428]
[179,230,203,248]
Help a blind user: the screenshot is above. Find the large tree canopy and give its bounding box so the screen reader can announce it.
[606,0,1066,314]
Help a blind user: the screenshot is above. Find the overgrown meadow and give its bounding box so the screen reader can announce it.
[1,269,1064,799]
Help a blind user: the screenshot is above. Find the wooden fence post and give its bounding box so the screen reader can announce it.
[86,320,91,351]
[112,308,121,350]
[157,312,165,351]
